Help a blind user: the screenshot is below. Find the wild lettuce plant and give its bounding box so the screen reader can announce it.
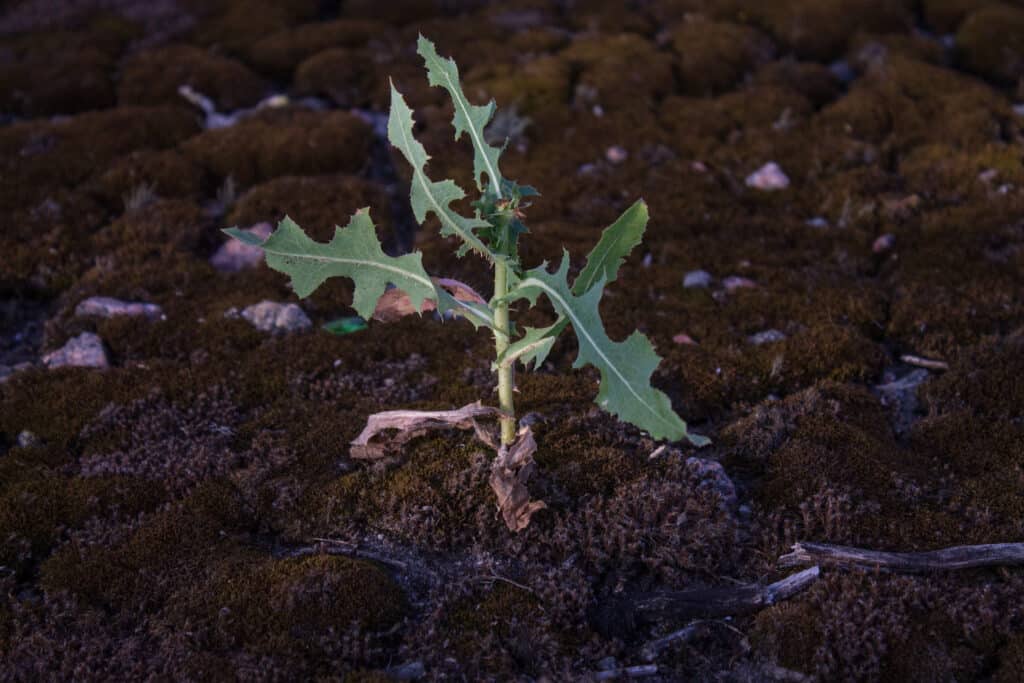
[226,36,707,451]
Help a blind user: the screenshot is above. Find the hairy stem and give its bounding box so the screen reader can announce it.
[494,259,515,444]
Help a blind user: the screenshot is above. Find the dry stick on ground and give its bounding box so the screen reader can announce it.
[899,353,949,370]
[779,542,1024,572]
[595,566,820,640]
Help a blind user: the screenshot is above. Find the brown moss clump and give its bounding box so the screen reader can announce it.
[87,149,207,208]
[0,106,201,213]
[187,0,320,55]
[746,0,914,61]
[670,17,776,96]
[561,33,675,110]
[181,109,372,189]
[227,174,391,242]
[118,44,268,111]
[899,143,1024,202]
[923,0,999,33]
[442,582,548,672]
[956,4,1024,85]
[753,59,841,107]
[293,48,378,109]
[245,19,386,78]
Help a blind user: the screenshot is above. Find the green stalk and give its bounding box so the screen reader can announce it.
[493,259,515,445]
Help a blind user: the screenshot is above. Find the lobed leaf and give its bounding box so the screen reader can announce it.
[387,81,496,262]
[507,253,707,445]
[224,211,435,321]
[495,320,562,370]
[573,199,648,295]
[417,35,505,196]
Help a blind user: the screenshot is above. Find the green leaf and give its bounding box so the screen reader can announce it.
[417,35,504,196]
[495,320,562,370]
[224,211,436,321]
[387,81,496,262]
[508,252,705,444]
[573,199,647,296]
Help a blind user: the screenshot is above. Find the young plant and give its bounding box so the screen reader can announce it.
[226,37,707,525]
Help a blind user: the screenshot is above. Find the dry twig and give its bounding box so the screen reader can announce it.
[779,541,1024,572]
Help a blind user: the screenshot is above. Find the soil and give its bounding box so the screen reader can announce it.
[1,1,1023,680]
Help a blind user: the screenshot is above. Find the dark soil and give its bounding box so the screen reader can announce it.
[2,1,1023,680]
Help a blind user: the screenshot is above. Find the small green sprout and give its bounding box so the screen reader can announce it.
[225,36,707,449]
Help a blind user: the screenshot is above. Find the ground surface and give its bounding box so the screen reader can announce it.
[2,1,1024,680]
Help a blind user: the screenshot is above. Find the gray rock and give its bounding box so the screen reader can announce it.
[17,431,41,448]
[605,145,628,165]
[210,222,273,272]
[42,332,109,369]
[745,162,790,191]
[749,329,786,345]
[75,296,164,320]
[805,216,829,229]
[722,275,757,292]
[240,301,312,334]
[683,269,712,288]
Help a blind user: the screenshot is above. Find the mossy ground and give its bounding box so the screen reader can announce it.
[1,0,1023,679]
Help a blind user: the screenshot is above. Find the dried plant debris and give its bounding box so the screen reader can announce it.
[488,426,547,532]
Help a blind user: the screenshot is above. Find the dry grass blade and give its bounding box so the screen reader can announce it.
[350,401,504,459]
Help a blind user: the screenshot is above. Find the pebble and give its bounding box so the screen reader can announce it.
[722,275,757,292]
[872,233,895,254]
[239,301,312,334]
[17,431,41,448]
[683,269,712,288]
[75,296,164,320]
[805,217,829,229]
[1014,103,1024,117]
[672,332,698,345]
[745,162,790,191]
[605,145,628,165]
[42,332,109,369]
[749,329,786,345]
[210,222,273,272]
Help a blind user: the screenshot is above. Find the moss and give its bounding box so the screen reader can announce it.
[195,554,406,651]
[0,106,200,214]
[245,19,386,78]
[753,59,841,108]
[750,601,823,671]
[342,0,447,24]
[748,0,914,61]
[292,48,378,108]
[561,33,675,109]
[920,336,1024,419]
[923,0,999,33]
[900,143,1024,201]
[956,4,1024,85]
[670,17,776,96]
[87,148,207,208]
[0,464,164,577]
[118,44,268,111]
[442,582,545,670]
[188,0,320,55]
[771,323,886,393]
[995,633,1024,683]
[181,109,372,189]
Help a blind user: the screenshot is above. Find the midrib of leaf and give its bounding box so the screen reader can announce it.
[259,245,435,292]
[515,275,679,435]
[394,113,494,263]
[442,69,501,199]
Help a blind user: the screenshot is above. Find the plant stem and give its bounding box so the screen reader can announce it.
[493,259,515,445]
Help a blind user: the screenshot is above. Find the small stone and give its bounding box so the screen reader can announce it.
[805,216,829,229]
[829,60,855,83]
[683,269,712,288]
[672,332,697,345]
[240,300,312,334]
[210,222,273,272]
[1014,103,1024,117]
[722,275,757,292]
[17,431,41,448]
[745,162,790,191]
[872,233,895,254]
[75,296,164,320]
[749,329,786,345]
[605,145,628,165]
[43,332,109,369]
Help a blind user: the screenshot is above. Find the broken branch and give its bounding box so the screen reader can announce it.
[779,541,1024,572]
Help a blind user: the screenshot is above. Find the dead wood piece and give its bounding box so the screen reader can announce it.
[593,664,658,680]
[593,567,819,638]
[779,541,1024,572]
[899,353,949,370]
[372,278,487,323]
[350,401,503,459]
[489,426,547,532]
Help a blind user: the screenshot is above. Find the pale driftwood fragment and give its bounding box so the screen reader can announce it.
[778,541,1024,572]
[350,401,504,459]
[489,426,547,532]
[899,353,949,370]
[595,567,820,638]
[594,665,658,680]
